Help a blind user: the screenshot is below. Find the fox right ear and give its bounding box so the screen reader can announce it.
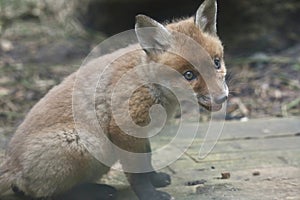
[135,14,171,55]
[195,0,217,35]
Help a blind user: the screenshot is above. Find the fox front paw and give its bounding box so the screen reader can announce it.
[149,172,171,188]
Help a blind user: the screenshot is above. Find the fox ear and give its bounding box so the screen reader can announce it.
[135,14,171,55]
[195,0,217,35]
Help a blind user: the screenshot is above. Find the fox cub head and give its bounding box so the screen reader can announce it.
[135,0,228,111]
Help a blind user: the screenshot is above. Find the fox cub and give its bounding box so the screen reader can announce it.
[0,0,228,199]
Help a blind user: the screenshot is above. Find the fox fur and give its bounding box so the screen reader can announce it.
[0,0,228,199]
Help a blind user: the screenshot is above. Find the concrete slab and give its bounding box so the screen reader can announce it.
[0,117,299,199]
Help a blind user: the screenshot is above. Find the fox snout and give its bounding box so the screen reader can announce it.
[213,94,228,104]
[213,83,229,105]
[198,87,228,111]
[198,94,227,111]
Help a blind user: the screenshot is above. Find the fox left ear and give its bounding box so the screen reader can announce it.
[195,0,217,35]
[135,14,172,55]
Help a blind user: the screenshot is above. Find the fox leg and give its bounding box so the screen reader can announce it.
[110,131,173,200]
[144,140,171,188]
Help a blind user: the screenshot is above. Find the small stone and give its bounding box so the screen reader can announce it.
[185,179,206,186]
[240,117,249,122]
[273,89,282,99]
[0,39,14,52]
[221,172,231,179]
[252,171,260,176]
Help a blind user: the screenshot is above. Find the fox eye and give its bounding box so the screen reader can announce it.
[183,71,196,81]
[214,58,221,69]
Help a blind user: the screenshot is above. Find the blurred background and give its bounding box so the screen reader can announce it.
[0,0,299,130]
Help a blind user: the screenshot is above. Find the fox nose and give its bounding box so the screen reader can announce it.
[214,95,228,104]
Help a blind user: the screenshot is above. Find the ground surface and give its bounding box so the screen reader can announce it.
[0,117,299,200]
[108,117,300,200]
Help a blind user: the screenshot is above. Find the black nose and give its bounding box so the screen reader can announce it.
[214,95,228,104]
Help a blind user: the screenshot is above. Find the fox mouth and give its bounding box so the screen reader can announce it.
[198,95,223,112]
